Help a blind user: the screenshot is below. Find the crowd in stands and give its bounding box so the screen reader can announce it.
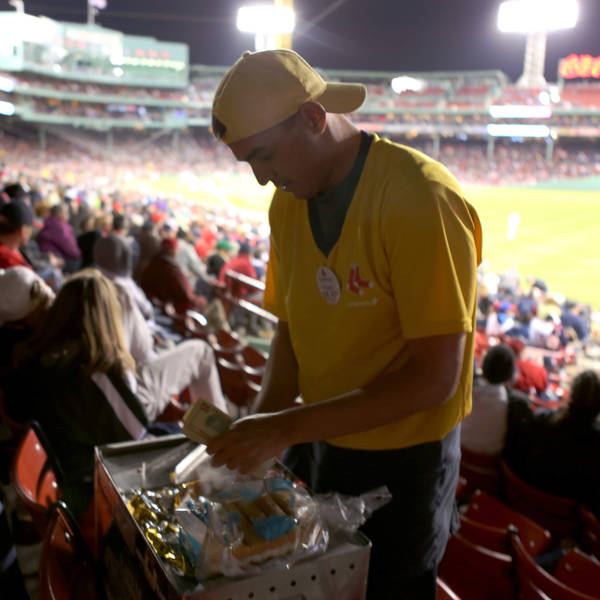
[0,126,599,595]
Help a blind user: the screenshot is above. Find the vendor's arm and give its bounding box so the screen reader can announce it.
[251,319,299,413]
[206,330,465,473]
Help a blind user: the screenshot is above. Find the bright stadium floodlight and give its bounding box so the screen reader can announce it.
[391,76,425,94]
[498,0,579,88]
[237,5,295,51]
[488,105,552,118]
[0,100,16,116]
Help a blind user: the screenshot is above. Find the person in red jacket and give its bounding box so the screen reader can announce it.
[139,237,207,314]
[0,198,34,269]
[218,241,257,297]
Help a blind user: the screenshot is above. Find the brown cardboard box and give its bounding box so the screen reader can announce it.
[95,435,371,600]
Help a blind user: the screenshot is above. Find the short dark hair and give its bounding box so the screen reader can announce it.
[482,345,516,384]
[568,370,600,422]
[112,213,126,231]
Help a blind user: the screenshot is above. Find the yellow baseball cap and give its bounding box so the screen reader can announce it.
[212,49,366,144]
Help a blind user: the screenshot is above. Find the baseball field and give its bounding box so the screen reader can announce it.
[146,172,600,310]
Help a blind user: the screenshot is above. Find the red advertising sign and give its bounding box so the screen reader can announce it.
[559,54,600,79]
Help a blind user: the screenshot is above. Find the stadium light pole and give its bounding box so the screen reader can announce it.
[497,0,579,88]
[8,0,25,13]
[87,0,107,26]
[237,3,296,51]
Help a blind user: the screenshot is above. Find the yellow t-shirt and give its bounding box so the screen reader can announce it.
[264,136,482,450]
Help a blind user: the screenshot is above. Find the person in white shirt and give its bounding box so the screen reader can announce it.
[461,344,516,456]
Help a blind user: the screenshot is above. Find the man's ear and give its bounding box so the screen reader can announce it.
[298,101,327,135]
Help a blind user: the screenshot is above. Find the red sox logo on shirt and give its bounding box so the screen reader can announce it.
[347,263,373,295]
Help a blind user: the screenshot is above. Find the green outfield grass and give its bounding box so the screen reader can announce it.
[465,185,600,310]
[131,172,600,309]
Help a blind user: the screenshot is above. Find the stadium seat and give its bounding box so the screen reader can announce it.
[12,422,62,536]
[500,459,579,541]
[437,577,461,600]
[553,548,600,597]
[462,490,552,555]
[579,506,600,560]
[216,357,257,416]
[208,329,243,361]
[459,445,502,496]
[183,310,210,340]
[509,528,600,600]
[40,500,103,600]
[439,532,514,600]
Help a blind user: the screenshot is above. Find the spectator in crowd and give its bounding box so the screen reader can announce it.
[503,337,549,397]
[0,266,55,373]
[93,233,154,320]
[176,227,210,288]
[561,301,590,344]
[6,270,150,516]
[218,241,257,294]
[0,198,33,269]
[462,345,515,456]
[503,369,600,519]
[206,49,482,599]
[206,238,234,278]
[134,220,160,281]
[76,215,101,270]
[36,202,81,272]
[139,237,207,314]
[112,212,140,268]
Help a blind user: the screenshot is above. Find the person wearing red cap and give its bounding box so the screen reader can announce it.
[139,237,207,314]
[0,198,34,269]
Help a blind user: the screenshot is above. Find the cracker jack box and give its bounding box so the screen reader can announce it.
[94,434,371,600]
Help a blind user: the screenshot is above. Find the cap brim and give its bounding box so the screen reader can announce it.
[316,82,366,114]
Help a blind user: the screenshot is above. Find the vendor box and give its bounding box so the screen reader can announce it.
[94,435,371,600]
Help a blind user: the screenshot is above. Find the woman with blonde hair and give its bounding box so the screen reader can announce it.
[7,268,149,516]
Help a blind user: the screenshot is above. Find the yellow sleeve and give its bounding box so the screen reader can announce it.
[382,180,481,339]
[262,198,288,322]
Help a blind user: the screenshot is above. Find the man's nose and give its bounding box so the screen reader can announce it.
[250,164,271,187]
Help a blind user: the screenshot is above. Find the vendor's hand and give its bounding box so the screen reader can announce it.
[205,411,295,474]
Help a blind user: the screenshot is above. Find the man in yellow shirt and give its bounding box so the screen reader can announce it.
[207,49,482,599]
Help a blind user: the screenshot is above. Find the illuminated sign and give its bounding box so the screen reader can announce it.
[486,124,551,137]
[489,105,552,118]
[559,54,600,79]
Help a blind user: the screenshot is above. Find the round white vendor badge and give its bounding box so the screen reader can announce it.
[316,266,341,305]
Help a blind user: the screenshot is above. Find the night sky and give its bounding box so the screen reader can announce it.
[2,0,599,82]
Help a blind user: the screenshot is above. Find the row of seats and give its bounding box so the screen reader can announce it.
[11,421,102,598]
[441,447,600,599]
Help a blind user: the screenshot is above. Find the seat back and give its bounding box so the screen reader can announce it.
[500,459,578,540]
[553,548,600,598]
[439,533,514,600]
[509,529,600,600]
[463,490,551,555]
[437,577,461,600]
[40,501,102,600]
[580,506,600,560]
[209,329,243,361]
[460,445,502,496]
[12,422,61,535]
[216,357,256,415]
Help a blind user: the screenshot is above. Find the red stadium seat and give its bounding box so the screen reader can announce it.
[500,460,579,541]
[439,533,514,600]
[208,329,243,361]
[216,357,258,416]
[553,548,600,597]
[460,445,502,496]
[463,490,551,555]
[12,422,61,536]
[437,577,461,600]
[580,506,600,561]
[509,528,600,600]
[40,501,102,600]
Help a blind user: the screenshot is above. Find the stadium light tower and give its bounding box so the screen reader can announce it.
[237,2,295,51]
[8,0,25,13]
[498,0,579,87]
[87,0,107,26]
